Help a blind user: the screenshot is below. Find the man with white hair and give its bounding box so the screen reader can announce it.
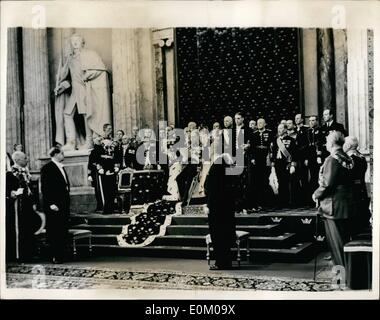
[204,153,236,270]
[313,131,354,268]
[6,151,39,261]
[343,136,371,236]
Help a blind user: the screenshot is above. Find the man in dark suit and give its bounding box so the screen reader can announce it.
[233,112,252,213]
[204,153,236,270]
[321,109,347,137]
[343,136,371,237]
[305,116,325,204]
[41,147,70,263]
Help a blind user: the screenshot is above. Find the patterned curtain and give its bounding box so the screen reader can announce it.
[176,28,302,129]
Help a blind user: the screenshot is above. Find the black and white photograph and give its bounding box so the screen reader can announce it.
[0,0,378,300]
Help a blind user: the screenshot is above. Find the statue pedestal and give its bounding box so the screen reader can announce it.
[40,150,96,213]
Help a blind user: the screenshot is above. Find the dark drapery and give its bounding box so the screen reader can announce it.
[176,28,302,129]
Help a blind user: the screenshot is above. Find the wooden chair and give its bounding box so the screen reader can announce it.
[205,230,250,267]
[116,169,133,213]
[69,229,92,258]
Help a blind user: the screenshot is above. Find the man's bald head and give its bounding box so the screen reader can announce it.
[223,116,233,129]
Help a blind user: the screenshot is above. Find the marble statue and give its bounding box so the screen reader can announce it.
[54,33,111,151]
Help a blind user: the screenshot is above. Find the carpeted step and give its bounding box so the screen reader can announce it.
[91,234,119,245]
[151,233,296,248]
[70,214,131,226]
[172,215,269,225]
[71,224,123,235]
[91,232,297,248]
[166,224,281,236]
[76,242,315,262]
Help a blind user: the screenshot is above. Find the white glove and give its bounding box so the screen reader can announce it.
[114,167,120,173]
[15,188,24,196]
[317,157,322,165]
[98,169,105,175]
[88,176,93,182]
[50,204,59,211]
[251,159,256,165]
[289,166,295,175]
[304,159,309,166]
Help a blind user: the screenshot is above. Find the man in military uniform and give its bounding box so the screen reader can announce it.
[271,123,298,208]
[250,118,274,210]
[6,151,40,261]
[286,119,298,141]
[95,124,120,214]
[88,137,104,212]
[305,116,325,204]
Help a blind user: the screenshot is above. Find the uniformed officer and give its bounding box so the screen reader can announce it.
[88,137,104,212]
[305,116,325,204]
[250,118,274,210]
[95,124,120,214]
[271,123,298,208]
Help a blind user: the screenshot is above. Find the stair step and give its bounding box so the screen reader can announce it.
[91,232,296,247]
[76,242,315,262]
[153,233,295,248]
[71,224,123,235]
[172,215,269,225]
[70,214,131,226]
[166,224,281,236]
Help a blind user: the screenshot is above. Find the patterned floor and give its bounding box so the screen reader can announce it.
[6,263,337,291]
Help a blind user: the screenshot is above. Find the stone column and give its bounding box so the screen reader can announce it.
[347,29,373,205]
[333,29,348,128]
[6,28,23,153]
[346,29,370,154]
[137,29,156,130]
[317,29,335,115]
[22,28,52,172]
[112,29,141,136]
[301,29,318,119]
[153,28,176,126]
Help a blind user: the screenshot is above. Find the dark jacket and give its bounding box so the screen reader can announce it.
[271,134,298,167]
[321,120,347,137]
[250,128,274,165]
[40,161,70,215]
[305,127,325,162]
[313,149,354,220]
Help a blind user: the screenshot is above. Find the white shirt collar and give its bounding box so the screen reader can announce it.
[51,158,64,169]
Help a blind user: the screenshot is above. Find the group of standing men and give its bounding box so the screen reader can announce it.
[204,108,349,270]
[221,108,347,212]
